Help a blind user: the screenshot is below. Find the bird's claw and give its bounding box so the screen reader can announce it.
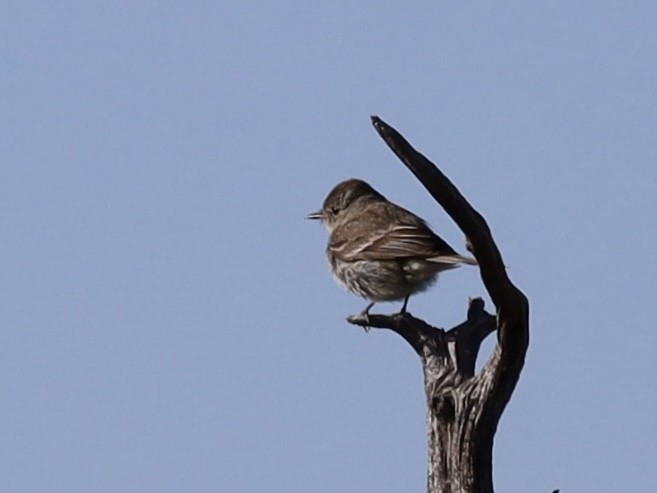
[346,310,371,332]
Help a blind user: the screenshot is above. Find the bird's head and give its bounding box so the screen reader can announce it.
[306,178,385,232]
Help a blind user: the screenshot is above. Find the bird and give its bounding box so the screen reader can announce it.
[306,178,476,319]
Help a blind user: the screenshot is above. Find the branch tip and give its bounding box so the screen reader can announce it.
[467,297,486,321]
[346,313,369,328]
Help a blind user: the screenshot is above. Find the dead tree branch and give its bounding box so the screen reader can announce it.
[346,116,530,493]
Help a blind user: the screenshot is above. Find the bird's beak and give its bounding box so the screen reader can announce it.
[305,210,324,220]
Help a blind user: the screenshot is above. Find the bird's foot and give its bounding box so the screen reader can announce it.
[346,303,374,332]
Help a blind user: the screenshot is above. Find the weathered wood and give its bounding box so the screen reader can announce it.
[346,117,530,493]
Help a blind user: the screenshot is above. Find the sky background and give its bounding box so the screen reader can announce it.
[2,2,656,492]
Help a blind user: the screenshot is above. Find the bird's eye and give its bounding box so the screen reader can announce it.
[330,206,340,215]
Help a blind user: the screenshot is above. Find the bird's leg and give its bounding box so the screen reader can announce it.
[361,301,375,317]
[399,295,410,314]
[360,302,375,327]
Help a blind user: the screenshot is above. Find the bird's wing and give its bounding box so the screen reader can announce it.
[330,223,462,262]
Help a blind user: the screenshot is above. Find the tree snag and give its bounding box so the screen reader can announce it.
[347,116,530,493]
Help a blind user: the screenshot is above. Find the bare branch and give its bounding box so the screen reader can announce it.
[370,115,529,369]
[363,116,530,493]
[346,298,495,379]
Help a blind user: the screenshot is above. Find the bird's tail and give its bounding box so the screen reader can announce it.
[429,254,478,266]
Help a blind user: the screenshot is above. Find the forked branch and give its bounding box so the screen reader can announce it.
[345,117,530,493]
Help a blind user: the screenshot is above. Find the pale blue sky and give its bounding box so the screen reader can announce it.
[2,2,656,492]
